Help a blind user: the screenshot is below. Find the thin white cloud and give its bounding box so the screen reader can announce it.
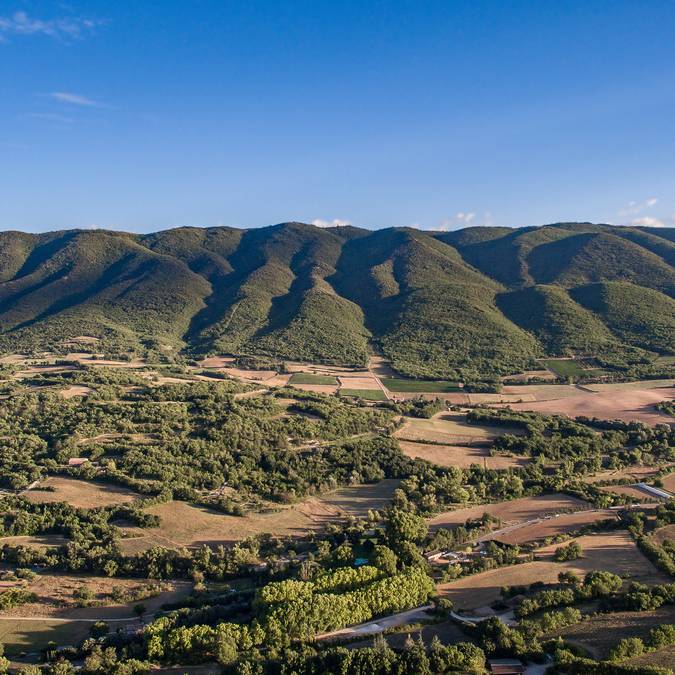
[25,112,74,124]
[630,215,673,228]
[618,197,658,218]
[47,91,102,107]
[312,218,351,228]
[0,11,103,42]
[437,211,477,231]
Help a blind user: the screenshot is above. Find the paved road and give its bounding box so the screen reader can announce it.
[316,604,434,641]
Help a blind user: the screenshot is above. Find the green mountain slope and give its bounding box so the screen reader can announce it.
[496,284,620,356]
[526,232,675,295]
[0,222,670,378]
[571,282,675,354]
[332,228,540,380]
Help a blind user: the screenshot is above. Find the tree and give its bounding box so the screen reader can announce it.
[386,509,428,546]
[370,545,398,576]
[554,541,582,562]
[133,603,147,622]
[610,637,645,661]
[90,621,109,639]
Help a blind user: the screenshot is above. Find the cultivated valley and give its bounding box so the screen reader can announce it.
[0,222,673,674]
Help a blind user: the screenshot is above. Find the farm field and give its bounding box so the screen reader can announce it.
[0,572,190,656]
[288,383,339,394]
[380,378,461,393]
[481,508,619,546]
[119,480,400,552]
[0,618,90,658]
[438,531,664,611]
[501,383,586,400]
[652,524,675,545]
[540,358,588,378]
[397,439,527,469]
[499,386,675,425]
[584,378,675,392]
[337,375,381,390]
[22,477,141,509]
[339,388,387,401]
[661,472,675,492]
[427,493,589,531]
[583,465,665,484]
[599,484,660,502]
[504,369,557,383]
[394,411,522,444]
[288,372,338,385]
[555,606,675,660]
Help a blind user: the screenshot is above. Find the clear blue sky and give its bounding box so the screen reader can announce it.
[2,0,675,232]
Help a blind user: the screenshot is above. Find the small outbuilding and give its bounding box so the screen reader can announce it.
[67,457,89,466]
[488,659,525,675]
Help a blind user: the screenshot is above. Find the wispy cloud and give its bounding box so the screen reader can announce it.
[0,11,104,42]
[25,112,74,124]
[437,211,482,231]
[47,91,103,107]
[616,196,672,228]
[618,197,658,219]
[630,215,674,228]
[312,218,352,228]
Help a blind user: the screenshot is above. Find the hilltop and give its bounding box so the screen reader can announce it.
[0,221,673,381]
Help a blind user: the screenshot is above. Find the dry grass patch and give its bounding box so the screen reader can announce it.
[428,494,589,531]
[599,485,659,502]
[438,531,663,611]
[661,472,675,492]
[0,618,90,656]
[398,440,526,469]
[0,572,190,656]
[289,383,339,394]
[60,385,92,398]
[0,534,68,549]
[556,606,675,660]
[624,645,675,670]
[502,384,583,400]
[535,531,668,582]
[394,411,522,445]
[583,465,665,484]
[23,477,140,509]
[121,481,399,552]
[482,509,620,546]
[652,524,675,545]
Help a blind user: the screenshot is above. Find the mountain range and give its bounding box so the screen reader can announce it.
[0,221,673,381]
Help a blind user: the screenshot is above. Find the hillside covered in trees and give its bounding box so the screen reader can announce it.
[0,222,673,380]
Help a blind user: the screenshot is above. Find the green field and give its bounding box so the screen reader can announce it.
[289,372,338,385]
[541,359,587,378]
[380,378,461,393]
[339,388,387,400]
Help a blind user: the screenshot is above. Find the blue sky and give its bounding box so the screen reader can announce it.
[2,0,675,232]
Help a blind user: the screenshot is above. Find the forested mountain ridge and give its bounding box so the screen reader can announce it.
[0,221,673,380]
